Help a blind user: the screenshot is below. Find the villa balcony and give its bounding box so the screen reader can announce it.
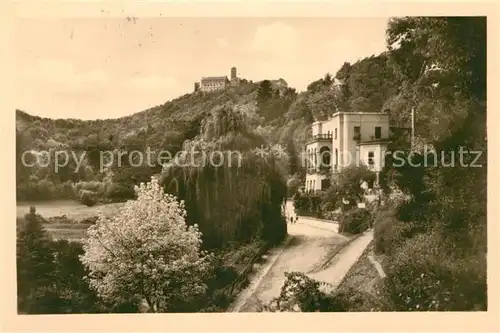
[306,133,333,146]
[311,133,333,141]
[306,165,332,175]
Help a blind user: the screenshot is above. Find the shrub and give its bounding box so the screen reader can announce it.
[60,181,77,199]
[77,181,106,193]
[80,216,98,225]
[104,183,136,201]
[79,190,98,207]
[266,272,342,312]
[334,164,375,204]
[339,208,372,234]
[322,210,341,221]
[331,286,391,312]
[384,232,487,311]
[292,192,323,218]
[365,196,381,213]
[17,230,138,314]
[46,215,77,224]
[319,186,340,212]
[292,192,309,211]
[373,205,417,255]
[37,179,56,199]
[265,272,387,312]
[286,177,301,198]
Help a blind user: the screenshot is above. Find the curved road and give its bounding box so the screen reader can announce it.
[230,201,370,312]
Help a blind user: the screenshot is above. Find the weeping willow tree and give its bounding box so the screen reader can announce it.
[160,104,289,249]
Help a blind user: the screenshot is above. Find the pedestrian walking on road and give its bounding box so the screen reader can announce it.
[295,216,299,224]
[290,216,293,224]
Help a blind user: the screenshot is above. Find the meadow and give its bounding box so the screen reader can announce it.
[17,200,125,242]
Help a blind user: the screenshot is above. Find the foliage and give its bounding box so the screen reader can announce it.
[373,205,415,255]
[16,51,398,203]
[266,272,341,312]
[161,104,288,249]
[319,185,341,213]
[293,165,375,219]
[78,189,98,207]
[15,17,486,313]
[384,232,487,311]
[15,82,262,202]
[286,176,301,198]
[17,207,137,314]
[17,208,55,312]
[333,164,375,206]
[292,192,323,218]
[265,272,385,312]
[339,208,373,234]
[104,182,136,201]
[80,178,212,312]
[375,17,487,311]
[284,137,300,175]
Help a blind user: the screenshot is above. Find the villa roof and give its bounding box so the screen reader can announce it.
[313,111,389,124]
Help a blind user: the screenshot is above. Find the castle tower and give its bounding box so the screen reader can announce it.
[194,82,200,92]
[231,67,237,80]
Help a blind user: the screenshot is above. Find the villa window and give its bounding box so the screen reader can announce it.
[335,148,338,168]
[375,126,382,139]
[334,128,337,140]
[320,146,331,167]
[368,151,375,166]
[306,149,310,169]
[353,126,361,141]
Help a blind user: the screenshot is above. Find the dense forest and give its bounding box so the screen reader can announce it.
[277,16,487,312]
[16,16,487,313]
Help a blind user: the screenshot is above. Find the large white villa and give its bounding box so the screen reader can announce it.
[304,111,394,193]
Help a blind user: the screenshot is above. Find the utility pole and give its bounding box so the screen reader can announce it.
[411,107,415,149]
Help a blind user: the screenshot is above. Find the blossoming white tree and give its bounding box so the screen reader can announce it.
[80,178,212,312]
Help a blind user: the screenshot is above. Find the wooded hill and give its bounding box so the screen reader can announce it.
[16,17,486,206]
[16,52,403,202]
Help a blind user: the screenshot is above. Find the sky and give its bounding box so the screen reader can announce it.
[15,17,390,120]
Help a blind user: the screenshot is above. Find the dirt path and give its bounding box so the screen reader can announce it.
[230,201,348,312]
[233,222,348,312]
[230,201,375,312]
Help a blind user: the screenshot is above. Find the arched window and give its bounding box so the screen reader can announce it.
[319,146,331,167]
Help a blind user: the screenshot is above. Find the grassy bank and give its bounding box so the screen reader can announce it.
[334,241,392,311]
[17,201,125,222]
[17,201,126,242]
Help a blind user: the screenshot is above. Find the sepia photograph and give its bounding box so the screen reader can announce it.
[3,1,497,332]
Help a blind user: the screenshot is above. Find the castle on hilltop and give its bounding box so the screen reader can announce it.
[194,67,239,92]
